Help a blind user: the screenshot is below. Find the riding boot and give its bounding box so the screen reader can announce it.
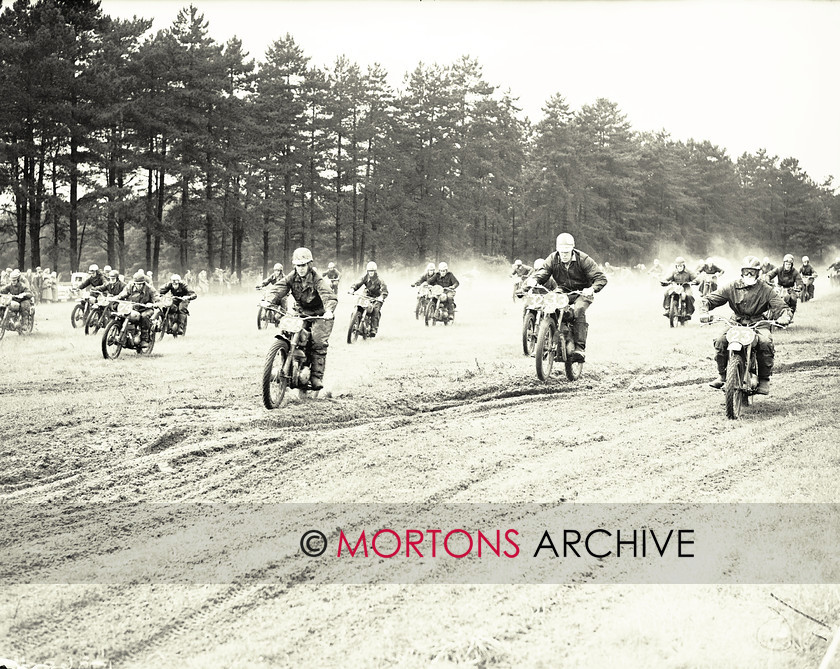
[571,319,588,361]
[310,352,326,390]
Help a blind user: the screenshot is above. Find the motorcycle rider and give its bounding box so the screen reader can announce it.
[348,261,388,337]
[759,257,776,283]
[325,262,341,291]
[78,264,106,292]
[103,269,125,297]
[159,273,197,335]
[427,261,460,322]
[511,259,532,279]
[115,270,158,348]
[766,254,803,319]
[799,256,817,301]
[661,257,698,318]
[696,257,725,292]
[258,263,287,314]
[411,263,437,287]
[268,247,336,390]
[699,256,792,395]
[526,259,557,290]
[0,269,34,328]
[257,263,284,289]
[531,232,607,362]
[647,259,664,281]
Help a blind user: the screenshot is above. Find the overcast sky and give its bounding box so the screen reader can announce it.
[102,0,840,188]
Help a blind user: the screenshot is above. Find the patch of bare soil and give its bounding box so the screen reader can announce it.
[1,276,838,667]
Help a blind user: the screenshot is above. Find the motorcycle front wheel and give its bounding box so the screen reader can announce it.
[522,311,538,356]
[257,307,268,330]
[347,310,361,344]
[85,309,102,335]
[534,317,557,381]
[669,299,678,328]
[101,320,124,360]
[424,300,434,327]
[262,339,290,409]
[724,355,747,419]
[415,297,423,320]
[71,303,86,329]
[0,312,8,341]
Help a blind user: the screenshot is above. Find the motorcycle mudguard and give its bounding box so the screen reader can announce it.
[727,342,743,351]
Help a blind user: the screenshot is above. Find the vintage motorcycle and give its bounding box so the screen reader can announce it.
[518,284,550,356]
[256,292,284,330]
[0,293,34,340]
[101,300,157,359]
[262,312,327,408]
[84,293,115,335]
[71,289,102,329]
[347,293,378,343]
[697,272,719,297]
[661,281,694,328]
[155,294,194,340]
[800,274,816,302]
[424,285,456,326]
[701,315,785,419]
[414,284,432,320]
[533,289,583,382]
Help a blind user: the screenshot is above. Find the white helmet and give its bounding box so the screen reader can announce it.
[10,269,21,280]
[292,247,313,265]
[556,233,575,252]
[426,263,435,272]
[171,274,181,282]
[366,261,377,272]
[89,264,99,272]
[103,265,111,273]
[802,256,810,263]
[438,262,448,272]
[533,258,545,270]
[783,253,794,263]
[705,257,713,265]
[328,262,335,269]
[273,263,283,271]
[514,259,522,266]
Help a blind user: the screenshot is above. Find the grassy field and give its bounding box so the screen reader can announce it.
[1,271,838,667]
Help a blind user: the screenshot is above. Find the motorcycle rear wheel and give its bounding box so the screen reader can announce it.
[102,320,123,360]
[534,317,557,381]
[724,355,747,419]
[262,339,290,409]
[137,331,156,356]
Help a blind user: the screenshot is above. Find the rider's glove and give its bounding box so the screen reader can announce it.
[323,309,334,320]
[777,312,792,326]
[581,286,595,298]
[524,277,537,288]
[145,302,154,309]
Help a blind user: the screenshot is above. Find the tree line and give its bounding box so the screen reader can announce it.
[1,0,837,278]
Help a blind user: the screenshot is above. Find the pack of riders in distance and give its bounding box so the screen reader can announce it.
[1,236,827,409]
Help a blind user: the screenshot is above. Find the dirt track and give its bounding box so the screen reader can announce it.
[1,272,838,667]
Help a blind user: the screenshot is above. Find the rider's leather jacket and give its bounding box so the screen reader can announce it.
[701,280,791,325]
[271,268,337,317]
[767,265,803,289]
[351,273,388,300]
[534,249,607,293]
